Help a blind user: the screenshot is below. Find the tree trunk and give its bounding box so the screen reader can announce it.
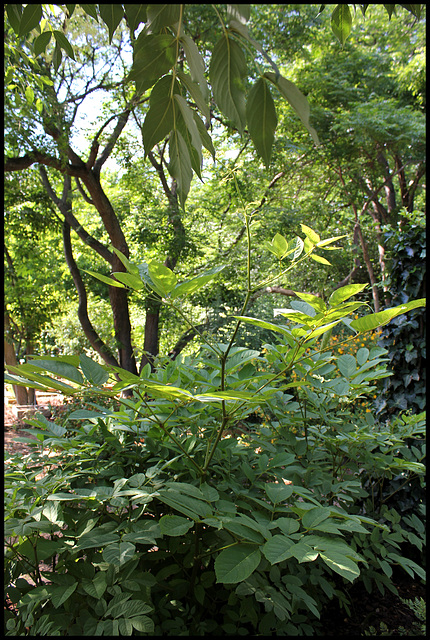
[62,220,120,368]
[4,311,34,405]
[140,292,162,371]
[79,171,138,374]
[355,222,380,313]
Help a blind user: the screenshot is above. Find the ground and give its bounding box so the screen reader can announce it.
[4,399,426,636]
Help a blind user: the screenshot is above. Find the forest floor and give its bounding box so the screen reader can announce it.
[4,398,426,636]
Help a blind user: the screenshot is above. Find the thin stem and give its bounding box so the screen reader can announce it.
[118,391,204,475]
[165,298,223,357]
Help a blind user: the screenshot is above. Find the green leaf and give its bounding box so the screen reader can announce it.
[146,4,181,32]
[82,572,107,599]
[350,299,426,333]
[291,236,305,259]
[233,316,291,337]
[294,291,326,313]
[320,551,360,582]
[147,261,177,296]
[50,582,78,609]
[301,224,320,244]
[75,530,120,550]
[115,600,152,620]
[6,4,22,35]
[159,515,194,536]
[4,371,66,394]
[288,541,319,562]
[177,70,210,121]
[84,269,126,288]
[246,77,277,168]
[103,542,136,566]
[98,3,124,43]
[124,4,147,32]
[142,74,178,152]
[272,233,289,259]
[356,347,370,366]
[79,353,109,386]
[112,272,144,290]
[171,266,224,299]
[196,390,264,403]
[306,320,341,341]
[221,518,265,544]
[264,72,319,145]
[265,483,294,504]
[131,616,155,633]
[262,534,295,564]
[273,517,300,535]
[302,507,331,530]
[337,354,357,378]
[18,538,64,562]
[6,363,78,393]
[215,545,261,584]
[122,521,161,545]
[52,43,62,72]
[158,490,212,520]
[331,4,353,45]
[28,358,84,384]
[227,4,251,24]
[329,283,368,307]
[80,5,99,21]
[316,234,346,248]
[33,31,52,56]
[112,248,139,275]
[142,380,193,400]
[53,30,75,60]
[310,253,331,265]
[180,36,210,103]
[210,35,247,133]
[168,128,193,205]
[24,86,34,105]
[174,94,203,162]
[18,4,43,36]
[193,111,216,159]
[129,34,177,92]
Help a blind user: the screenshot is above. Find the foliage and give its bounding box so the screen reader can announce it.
[376,220,426,417]
[4,4,426,378]
[4,3,424,204]
[5,219,425,636]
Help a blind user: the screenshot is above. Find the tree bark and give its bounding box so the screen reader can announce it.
[62,220,120,368]
[38,163,138,374]
[4,311,34,405]
[140,292,162,370]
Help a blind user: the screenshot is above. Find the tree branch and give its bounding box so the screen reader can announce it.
[4,152,87,177]
[75,176,94,204]
[93,109,132,174]
[62,219,119,368]
[39,167,113,264]
[167,322,210,361]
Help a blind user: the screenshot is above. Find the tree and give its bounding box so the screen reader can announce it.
[4,4,425,375]
[4,171,67,403]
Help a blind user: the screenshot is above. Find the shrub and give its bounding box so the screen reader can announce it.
[5,219,425,636]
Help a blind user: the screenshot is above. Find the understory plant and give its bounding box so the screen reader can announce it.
[5,205,426,636]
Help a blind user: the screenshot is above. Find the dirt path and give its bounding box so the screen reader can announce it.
[4,394,65,457]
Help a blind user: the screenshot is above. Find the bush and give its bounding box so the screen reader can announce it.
[5,221,426,636]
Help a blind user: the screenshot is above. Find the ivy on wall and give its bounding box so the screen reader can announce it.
[376,221,426,417]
